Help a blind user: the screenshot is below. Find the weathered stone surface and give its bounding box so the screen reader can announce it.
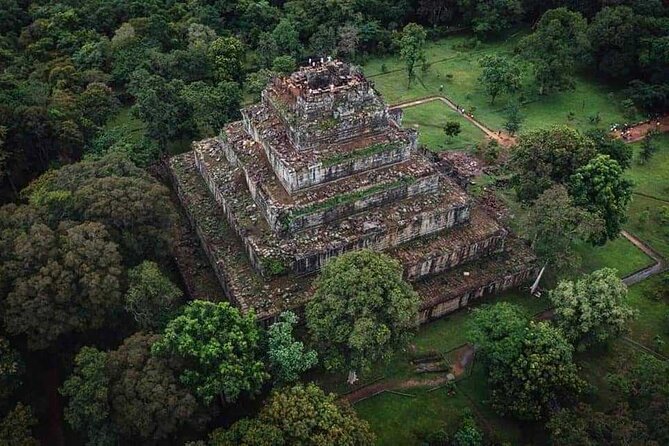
[168,59,538,323]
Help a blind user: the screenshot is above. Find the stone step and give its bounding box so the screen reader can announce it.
[191,144,472,277]
[214,123,452,234]
[241,104,417,193]
[390,207,508,281]
[413,238,539,323]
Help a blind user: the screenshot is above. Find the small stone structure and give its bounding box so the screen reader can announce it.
[169,60,538,323]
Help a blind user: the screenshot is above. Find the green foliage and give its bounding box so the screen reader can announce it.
[271,56,296,75]
[452,413,483,446]
[443,120,462,139]
[0,403,39,446]
[399,23,427,87]
[468,303,583,420]
[510,126,597,201]
[107,332,208,441]
[525,185,603,273]
[568,154,633,244]
[478,55,521,104]
[639,130,659,164]
[585,128,632,169]
[153,301,268,404]
[61,347,115,446]
[0,337,23,402]
[3,221,123,350]
[549,268,635,347]
[520,8,589,95]
[216,384,375,446]
[182,81,242,138]
[547,403,653,446]
[607,353,669,444]
[207,36,245,83]
[503,101,523,135]
[125,261,183,329]
[246,69,276,99]
[306,250,419,375]
[267,311,318,383]
[469,0,524,37]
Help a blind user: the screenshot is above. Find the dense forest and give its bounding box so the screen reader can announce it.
[0,0,667,445]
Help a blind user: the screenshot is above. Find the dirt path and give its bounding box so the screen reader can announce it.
[391,96,517,147]
[613,115,669,142]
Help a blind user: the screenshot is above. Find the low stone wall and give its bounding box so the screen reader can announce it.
[404,231,507,281]
[418,266,539,323]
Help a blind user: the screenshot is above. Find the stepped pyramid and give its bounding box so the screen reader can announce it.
[169,60,539,322]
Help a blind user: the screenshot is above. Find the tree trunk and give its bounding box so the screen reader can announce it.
[347,370,358,385]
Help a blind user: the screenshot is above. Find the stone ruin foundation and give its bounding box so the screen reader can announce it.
[169,60,539,323]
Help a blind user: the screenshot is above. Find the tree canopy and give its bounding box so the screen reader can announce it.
[306,250,419,377]
[267,311,318,384]
[152,301,268,404]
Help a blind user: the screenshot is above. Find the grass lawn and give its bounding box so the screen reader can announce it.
[626,134,669,199]
[574,236,654,278]
[104,106,146,143]
[363,32,636,135]
[401,101,486,151]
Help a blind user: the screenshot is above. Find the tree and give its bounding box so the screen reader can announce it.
[639,130,659,164]
[125,261,183,330]
[271,19,302,60]
[107,333,208,441]
[525,185,603,273]
[468,0,524,37]
[271,55,296,75]
[452,412,483,446]
[128,70,189,149]
[468,303,583,420]
[4,222,123,350]
[182,81,242,137]
[607,353,669,444]
[267,311,318,383]
[478,55,521,104]
[305,250,419,383]
[585,128,632,169]
[207,36,245,83]
[503,101,523,135]
[443,120,462,139]
[568,154,633,244]
[0,337,23,402]
[61,347,115,446]
[214,384,375,446]
[548,403,652,446]
[152,301,268,404]
[549,268,635,347]
[0,403,39,446]
[588,6,640,81]
[520,8,589,94]
[337,24,360,60]
[399,23,427,87]
[510,126,596,201]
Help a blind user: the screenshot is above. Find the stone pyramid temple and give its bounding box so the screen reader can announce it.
[170,60,539,323]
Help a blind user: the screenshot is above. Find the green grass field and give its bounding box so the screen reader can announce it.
[354,34,667,445]
[363,33,636,134]
[401,101,486,151]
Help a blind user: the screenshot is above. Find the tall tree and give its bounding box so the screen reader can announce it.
[181,81,241,138]
[520,8,589,94]
[468,303,583,420]
[588,6,640,81]
[124,261,183,330]
[61,347,115,446]
[152,301,268,404]
[510,126,597,201]
[525,185,603,273]
[568,154,633,244]
[550,268,635,348]
[399,23,427,87]
[585,128,633,169]
[212,384,375,446]
[478,54,521,104]
[0,403,39,446]
[306,250,419,383]
[0,337,23,402]
[3,222,123,350]
[207,36,245,83]
[267,311,318,384]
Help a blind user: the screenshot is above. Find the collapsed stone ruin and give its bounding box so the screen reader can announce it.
[169,60,538,323]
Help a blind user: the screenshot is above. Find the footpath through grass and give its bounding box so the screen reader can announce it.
[363,33,635,136]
